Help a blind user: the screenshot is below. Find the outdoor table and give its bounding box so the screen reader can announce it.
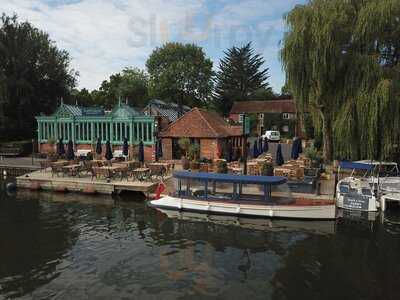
[108,164,129,180]
[99,165,122,179]
[62,164,81,177]
[148,162,171,172]
[52,160,69,166]
[132,168,150,181]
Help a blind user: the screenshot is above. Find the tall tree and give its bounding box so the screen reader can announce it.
[213,43,270,116]
[146,42,214,112]
[91,67,149,109]
[281,0,400,162]
[0,14,76,140]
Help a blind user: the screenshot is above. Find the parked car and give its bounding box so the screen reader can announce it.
[262,130,280,142]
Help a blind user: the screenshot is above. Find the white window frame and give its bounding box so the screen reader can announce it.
[238,114,244,123]
[282,113,290,120]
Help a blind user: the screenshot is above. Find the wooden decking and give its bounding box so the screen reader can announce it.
[16,169,161,196]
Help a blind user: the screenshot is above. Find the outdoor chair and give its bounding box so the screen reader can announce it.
[148,164,166,181]
[91,167,107,180]
[40,160,52,172]
[50,164,64,177]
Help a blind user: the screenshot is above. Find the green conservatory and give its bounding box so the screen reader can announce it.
[36,101,156,146]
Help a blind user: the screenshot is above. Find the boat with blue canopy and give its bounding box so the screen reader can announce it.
[336,161,379,211]
[149,171,336,220]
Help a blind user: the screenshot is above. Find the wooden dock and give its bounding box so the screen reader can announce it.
[16,169,160,196]
[0,164,41,177]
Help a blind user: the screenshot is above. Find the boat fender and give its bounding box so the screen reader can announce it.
[6,182,16,191]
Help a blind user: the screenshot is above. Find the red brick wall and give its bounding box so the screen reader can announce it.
[39,142,155,161]
[200,138,221,160]
[162,138,172,160]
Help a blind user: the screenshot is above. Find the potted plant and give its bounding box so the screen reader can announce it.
[260,162,274,176]
[178,137,191,157]
[188,143,200,170]
[216,160,228,174]
[181,156,190,170]
[305,146,322,169]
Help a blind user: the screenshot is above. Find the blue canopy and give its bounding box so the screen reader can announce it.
[339,161,373,171]
[174,171,287,185]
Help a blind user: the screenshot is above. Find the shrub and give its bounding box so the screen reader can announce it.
[260,162,274,176]
[178,138,190,156]
[216,160,228,174]
[188,143,200,161]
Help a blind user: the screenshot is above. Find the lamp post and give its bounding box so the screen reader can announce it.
[31,139,35,165]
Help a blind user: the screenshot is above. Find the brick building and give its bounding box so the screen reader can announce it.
[229,99,305,137]
[160,108,243,160]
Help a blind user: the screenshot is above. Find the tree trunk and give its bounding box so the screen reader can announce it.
[321,112,333,163]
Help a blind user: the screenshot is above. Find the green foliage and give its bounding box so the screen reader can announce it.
[216,160,228,174]
[178,137,191,156]
[213,42,270,116]
[281,0,400,162]
[0,14,76,141]
[89,67,149,109]
[146,42,214,109]
[188,143,200,161]
[260,162,274,176]
[305,146,322,164]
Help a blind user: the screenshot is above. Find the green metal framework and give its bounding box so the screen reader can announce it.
[36,103,155,146]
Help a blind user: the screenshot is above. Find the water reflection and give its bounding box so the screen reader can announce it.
[0,182,399,299]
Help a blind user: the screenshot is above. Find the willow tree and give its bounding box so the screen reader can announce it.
[281,0,400,162]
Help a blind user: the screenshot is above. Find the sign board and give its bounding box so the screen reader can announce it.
[343,194,370,211]
[242,115,250,136]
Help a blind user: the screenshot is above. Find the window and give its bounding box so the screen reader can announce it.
[282,125,289,132]
[282,113,290,119]
[259,113,264,120]
[238,114,244,123]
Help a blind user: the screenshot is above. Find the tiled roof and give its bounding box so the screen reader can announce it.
[143,99,191,122]
[230,99,297,114]
[160,108,242,138]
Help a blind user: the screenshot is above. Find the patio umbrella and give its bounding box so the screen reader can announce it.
[122,138,129,157]
[227,140,233,162]
[96,138,102,155]
[253,140,259,158]
[263,137,269,153]
[105,140,113,161]
[57,138,65,156]
[298,138,303,154]
[138,141,145,163]
[259,137,263,153]
[276,143,284,166]
[291,138,300,160]
[157,139,163,160]
[66,140,74,160]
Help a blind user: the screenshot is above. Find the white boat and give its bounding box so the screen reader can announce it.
[336,161,400,212]
[149,171,336,220]
[336,161,379,212]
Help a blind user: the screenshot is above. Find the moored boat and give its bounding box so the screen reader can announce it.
[149,171,336,220]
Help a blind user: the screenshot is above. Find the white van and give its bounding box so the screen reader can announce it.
[262,130,280,142]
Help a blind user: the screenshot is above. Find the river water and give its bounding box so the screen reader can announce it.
[1,179,400,300]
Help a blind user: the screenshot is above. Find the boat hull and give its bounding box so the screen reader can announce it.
[149,196,337,220]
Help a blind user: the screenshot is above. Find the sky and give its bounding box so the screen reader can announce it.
[1,0,307,93]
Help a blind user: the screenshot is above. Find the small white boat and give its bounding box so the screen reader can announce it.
[336,176,379,212]
[336,161,400,212]
[149,172,336,220]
